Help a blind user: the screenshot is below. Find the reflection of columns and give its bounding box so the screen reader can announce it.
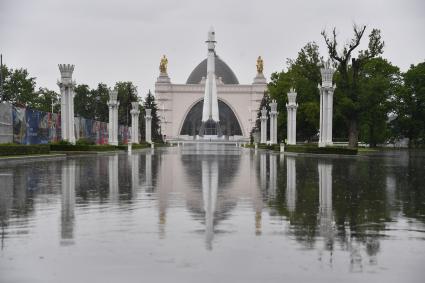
[260,153,267,191]
[260,107,268,144]
[0,171,13,249]
[131,154,140,197]
[286,89,298,145]
[109,155,119,201]
[202,159,218,250]
[130,102,140,143]
[61,160,76,246]
[318,161,333,244]
[107,90,120,146]
[269,154,277,198]
[286,156,296,212]
[58,64,76,144]
[319,60,336,147]
[145,151,152,188]
[145,109,152,143]
[269,100,278,144]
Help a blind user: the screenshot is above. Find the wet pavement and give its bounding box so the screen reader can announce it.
[0,145,424,282]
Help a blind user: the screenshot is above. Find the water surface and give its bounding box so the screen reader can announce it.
[0,145,424,282]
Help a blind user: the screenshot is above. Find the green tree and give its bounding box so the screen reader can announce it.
[391,62,425,147]
[74,84,95,119]
[322,25,385,147]
[268,42,322,142]
[115,82,139,126]
[358,58,402,147]
[32,87,60,113]
[0,65,36,106]
[91,83,110,122]
[143,90,162,142]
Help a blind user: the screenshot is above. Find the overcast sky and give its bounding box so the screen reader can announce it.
[1,0,424,99]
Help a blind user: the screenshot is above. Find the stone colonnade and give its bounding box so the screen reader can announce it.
[286,89,298,145]
[260,107,268,144]
[319,60,336,147]
[107,90,120,146]
[145,109,152,143]
[58,64,76,144]
[269,100,278,144]
[130,102,140,144]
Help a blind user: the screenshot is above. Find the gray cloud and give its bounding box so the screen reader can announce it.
[1,0,424,98]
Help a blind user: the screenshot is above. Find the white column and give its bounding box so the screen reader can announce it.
[269,100,278,144]
[145,108,152,143]
[319,60,336,147]
[107,90,119,146]
[286,88,298,145]
[260,107,267,144]
[130,102,140,144]
[58,64,76,144]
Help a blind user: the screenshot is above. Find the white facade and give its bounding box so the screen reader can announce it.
[155,31,267,141]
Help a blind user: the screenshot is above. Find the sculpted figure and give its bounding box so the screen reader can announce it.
[256,56,264,74]
[159,55,168,74]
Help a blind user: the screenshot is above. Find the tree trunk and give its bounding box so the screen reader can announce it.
[348,119,358,148]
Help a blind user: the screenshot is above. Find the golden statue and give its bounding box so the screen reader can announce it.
[159,55,168,74]
[256,56,264,74]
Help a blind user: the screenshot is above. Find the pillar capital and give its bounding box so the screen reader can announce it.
[320,59,335,88]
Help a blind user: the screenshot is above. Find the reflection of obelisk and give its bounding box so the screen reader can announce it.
[199,27,222,138]
[202,159,218,250]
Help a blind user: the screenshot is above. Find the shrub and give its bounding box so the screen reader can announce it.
[76,138,95,146]
[0,144,50,156]
[50,144,118,152]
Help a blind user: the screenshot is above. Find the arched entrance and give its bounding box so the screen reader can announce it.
[180,99,243,137]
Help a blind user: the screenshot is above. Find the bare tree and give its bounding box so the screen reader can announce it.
[321,25,384,147]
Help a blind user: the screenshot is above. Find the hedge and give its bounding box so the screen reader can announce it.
[244,143,357,155]
[50,144,119,152]
[285,145,358,155]
[116,143,151,150]
[0,144,50,156]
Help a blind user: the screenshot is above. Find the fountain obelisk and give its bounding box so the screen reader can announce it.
[199,27,222,138]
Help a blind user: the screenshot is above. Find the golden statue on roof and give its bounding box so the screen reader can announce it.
[159,55,168,74]
[256,56,264,74]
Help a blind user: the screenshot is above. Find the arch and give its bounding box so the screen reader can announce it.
[178,98,244,137]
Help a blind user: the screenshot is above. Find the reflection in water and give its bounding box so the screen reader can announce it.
[202,159,218,250]
[269,154,277,198]
[61,160,75,246]
[0,148,425,282]
[286,157,296,213]
[130,154,140,196]
[145,150,152,189]
[109,155,119,201]
[317,161,334,266]
[0,171,13,249]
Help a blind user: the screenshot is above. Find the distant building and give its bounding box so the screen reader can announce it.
[155,30,267,141]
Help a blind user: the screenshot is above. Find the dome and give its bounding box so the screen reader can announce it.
[186,55,239,84]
